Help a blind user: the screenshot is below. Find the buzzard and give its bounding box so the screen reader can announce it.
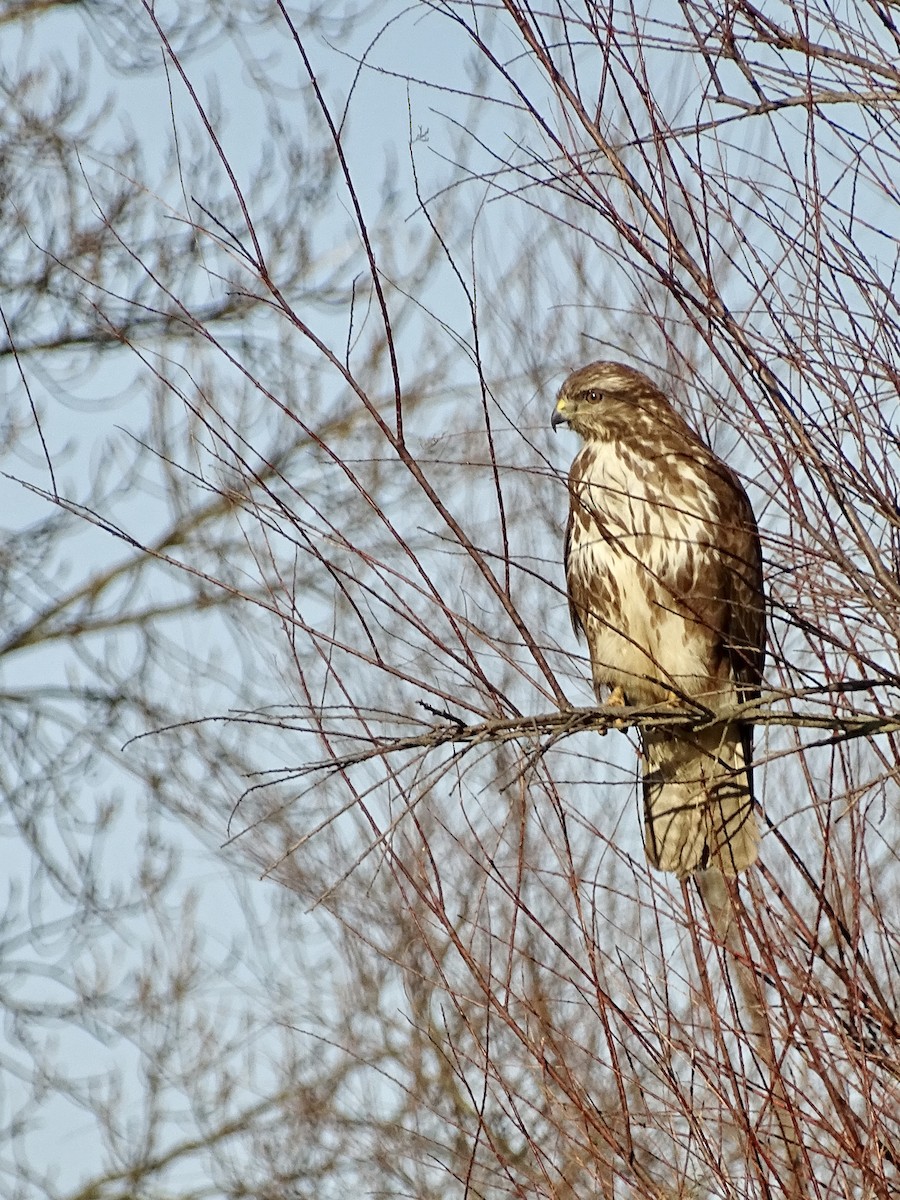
[552,362,765,876]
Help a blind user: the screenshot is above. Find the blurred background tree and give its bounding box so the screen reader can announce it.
[3,1,899,1197]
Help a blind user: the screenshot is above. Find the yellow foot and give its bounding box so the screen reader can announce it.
[606,686,627,729]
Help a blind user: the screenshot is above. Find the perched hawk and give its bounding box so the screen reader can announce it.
[552,362,765,876]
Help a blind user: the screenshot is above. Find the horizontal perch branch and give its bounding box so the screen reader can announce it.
[407,698,900,748]
[257,697,900,783]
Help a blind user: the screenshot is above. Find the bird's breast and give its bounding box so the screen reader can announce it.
[566,439,727,702]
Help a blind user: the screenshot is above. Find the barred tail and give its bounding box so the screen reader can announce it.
[641,724,759,877]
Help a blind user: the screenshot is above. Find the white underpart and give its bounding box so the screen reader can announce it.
[568,438,728,705]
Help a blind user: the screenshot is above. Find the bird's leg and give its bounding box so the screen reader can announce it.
[606,686,628,729]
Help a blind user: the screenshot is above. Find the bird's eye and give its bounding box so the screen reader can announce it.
[586,389,600,403]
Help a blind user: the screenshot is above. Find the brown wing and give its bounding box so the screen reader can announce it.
[700,457,765,800]
[650,444,764,697]
[706,459,765,699]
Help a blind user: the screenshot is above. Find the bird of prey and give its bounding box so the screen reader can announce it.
[552,361,765,876]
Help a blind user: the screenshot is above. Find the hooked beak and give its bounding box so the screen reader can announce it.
[551,397,569,432]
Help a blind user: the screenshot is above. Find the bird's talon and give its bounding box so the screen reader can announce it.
[607,686,627,729]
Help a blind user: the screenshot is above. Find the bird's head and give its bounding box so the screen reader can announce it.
[552,360,658,438]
